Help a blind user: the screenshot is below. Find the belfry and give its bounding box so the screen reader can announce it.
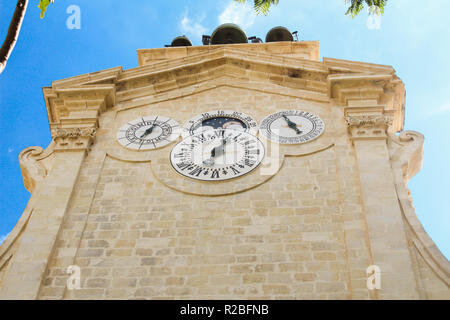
[0,24,448,299]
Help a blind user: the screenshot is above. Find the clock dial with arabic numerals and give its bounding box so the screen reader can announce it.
[117,116,181,150]
[170,129,265,181]
[182,110,258,138]
[259,110,325,144]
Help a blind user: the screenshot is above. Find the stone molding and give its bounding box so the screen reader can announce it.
[43,85,115,148]
[137,41,321,66]
[38,45,407,145]
[53,127,96,139]
[345,114,393,128]
[42,83,113,154]
[328,73,404,132]
[42,45,405,134]
[44,85,115,123]
[345,111,394,141]
[388,131,450,287]
[52,127,97,152]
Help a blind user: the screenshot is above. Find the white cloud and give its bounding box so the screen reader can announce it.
[180,11,208,44]
[0,233,9,245]
[218,1,256,29]
[8,147,13,153]
[426,104,450,117]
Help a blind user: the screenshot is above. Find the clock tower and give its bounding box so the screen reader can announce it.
[0,24,448,300]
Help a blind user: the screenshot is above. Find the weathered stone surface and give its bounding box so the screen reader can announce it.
[0,41,448,300]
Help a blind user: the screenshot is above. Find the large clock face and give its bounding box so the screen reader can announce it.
[171,129,265,181]
[259,110,325,144]
[182,110,258,138]
[117,116,181,150]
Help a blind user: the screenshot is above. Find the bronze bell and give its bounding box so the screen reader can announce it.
[171,35,193,47]
[265,26,294,43]
[210,23,248,45]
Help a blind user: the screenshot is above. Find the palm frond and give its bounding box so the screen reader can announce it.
[236,0,387,17]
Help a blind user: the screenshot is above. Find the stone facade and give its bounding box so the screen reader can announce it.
[0,41,448,299]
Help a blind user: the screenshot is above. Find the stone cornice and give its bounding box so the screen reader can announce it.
[137,41,321,66]
[43,84,115,138]
[44,85,116,122]
[324,57,395,75]
[128,46,327,82]
[116,76,330,112]
[328,73,391,102]
[115,47,330,102]
[328,73,405,132]
[43,83,113,152]
[51,66,122,88]
[41,42,406,136]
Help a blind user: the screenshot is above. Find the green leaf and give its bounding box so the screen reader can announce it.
[236,0,387,18]
[38,0,53,19]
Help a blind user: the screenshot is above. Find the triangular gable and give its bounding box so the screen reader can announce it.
[43,42,405,132]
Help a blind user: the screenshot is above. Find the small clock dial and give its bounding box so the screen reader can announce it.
[182,110,258,138]
[259,110,325,144]
[117,116,181,150]
[171,129,265,181]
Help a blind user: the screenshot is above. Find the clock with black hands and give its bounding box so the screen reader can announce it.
[117,116,181,150]
[182,110,258,138]
[259,110,325,144]
[170,128,265,181]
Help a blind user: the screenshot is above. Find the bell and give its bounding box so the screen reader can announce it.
[202,35,211,45]
[248,36,263,44]
[210,23,248,45]
[170,35,192,47]
[265,26,294,43]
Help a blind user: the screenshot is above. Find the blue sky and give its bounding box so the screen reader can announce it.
[0,0,448,258]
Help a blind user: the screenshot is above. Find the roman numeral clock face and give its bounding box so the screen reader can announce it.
[182,110,258,138]
[170,129,265,181]
[259,110,325,144]
[117,116,181,150]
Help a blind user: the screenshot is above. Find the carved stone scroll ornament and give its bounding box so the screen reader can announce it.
[52,127,97,151]
[19,146,51,192]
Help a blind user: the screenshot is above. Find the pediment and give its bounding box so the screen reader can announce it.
[137,41,321,66]
[115,47,331,102]
[47,47,398,92]
[43,43,406,133]
[113,75,330,117]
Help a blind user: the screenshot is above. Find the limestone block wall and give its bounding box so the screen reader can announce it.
[35,86,381,299]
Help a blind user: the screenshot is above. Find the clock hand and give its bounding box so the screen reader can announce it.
[215,138,228,156]
[203,138,228,166]
[140,125,155,138]
[282,115,302,135]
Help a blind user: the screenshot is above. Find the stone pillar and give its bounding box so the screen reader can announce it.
[346,108,419,299]
[0,128,96,299]
[0,85,113,299]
